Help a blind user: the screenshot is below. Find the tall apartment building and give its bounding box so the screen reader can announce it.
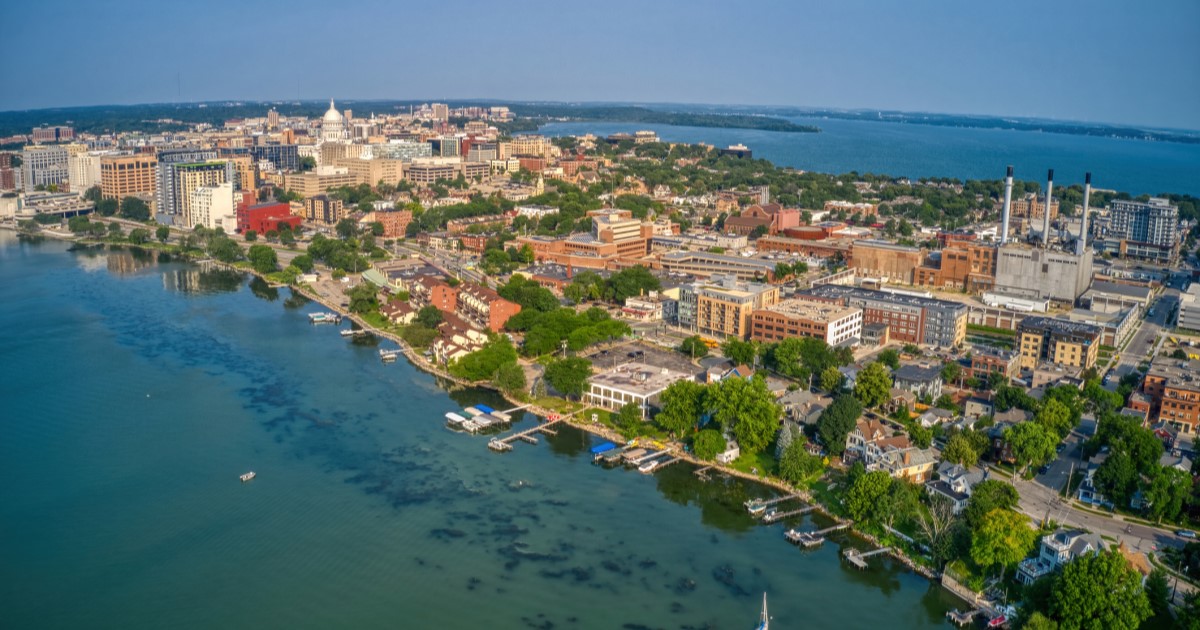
[225,154,256,191]
[456,283,522,332]
[1016,316,1102,370]
[678,275,780,340]
[100,154,157,200]
[175,162,233,227]
[801,285,968,348]
[68,152,102,194]
[750,299,863,346]
[366,141,432,162]
[156,148,218,217]
[1142,357,1200,434]
[189,182,236,231]
[332,157,403,188]
[304,195,345,225]
[1097,198,1180,262]
[431,103,449,122]
[508,135,552,158]
[21,145,70,190]
[249,144,299,172]
[283,168,358,198]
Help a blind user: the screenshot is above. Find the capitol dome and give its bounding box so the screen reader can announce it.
[321,98,346,142]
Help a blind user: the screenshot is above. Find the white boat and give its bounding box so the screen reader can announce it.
[308,312,340,324]
[745,500,767,516]
[755,593,769,630]
[445,412,467,425]
[240,471,256,482]
[638,459,659,474]
[340,328,364,337]
[379,349,400,362]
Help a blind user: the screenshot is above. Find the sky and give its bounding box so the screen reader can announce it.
[3,0,1198,130]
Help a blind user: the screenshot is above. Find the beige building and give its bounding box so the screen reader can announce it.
[682,276,780,340]
[304,195,346,225]
[332,157,404,188]
[507,135,553,158]
[1016,316,1102,370]
[750,299,863,346]
[68,152,102,193]
[225,154,256,191]
[189,182,235,231]
[100,154,158,200]
[283,168,358,198]
[175,162,231,228]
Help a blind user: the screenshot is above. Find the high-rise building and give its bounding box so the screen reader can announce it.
[1096,198,1180,262]
[188,182,236,230]
[156,148,218,217]
[68,153,102,194]
[174,162,233,227]
[21,145,70,190]
[678,275,780,340]
[1016,316,1102,370]
[431,103,449,122]
[100,154,157,200]
[267,108,280,129]
[801,285,968,348]
[249,144,299,172]
[365,141,432,162]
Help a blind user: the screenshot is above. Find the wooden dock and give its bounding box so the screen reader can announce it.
[744,494,803,514]
[487,416,564,452]
[844,547,891,570]
[693,465,714,480]
[945,609,981,627]
[629,450,669,466]
[762,505,816,523]
[785,523,850,547]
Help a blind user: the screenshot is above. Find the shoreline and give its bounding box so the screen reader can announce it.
[11,224,946,588]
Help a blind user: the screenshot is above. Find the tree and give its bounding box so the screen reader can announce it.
[694,428,726,461]
[127,228,150,244]
[942,432,981,467]
[721,338,757,366]
[1143,465,1191,523]
[654,379,707,436]
[291,254,314,273]
[941,361,962,386]
[414,305,443,328]
[969,508,1037,579]
[107,222,123,237]
[346,283,378,314]
[247,244,278,274]
[266,230,280,242]
[492,362,527,396]
[708,376,781,455]
[96,198,118,216]
[612,402,643,438]
[853,361,892,409]
[678,335,709,359]
[370,222,385,237]
[298,156,316,172]
[778,440,823,484]
[1144,569,1171,619]
[844,470,893,522]
[279,229,295,246]
[1023,612,1059,630]
[1094,449,1138,507]
[1005,421,1057,477]
[244,230,258,242]
[816,394,862,456]
[335,218,358,239]
[879,480,920,528]
[878,348,901,369]
[543,357,592,399]
[819,366,844,393]
[119,196,151,221]
[451,337,519,381]
[1035,398,1074,439]
[963,480,1020,529]
[1048,550,1152,630]
[155,225,170,243]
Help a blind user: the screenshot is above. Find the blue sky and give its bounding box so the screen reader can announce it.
[3,0,1198,129]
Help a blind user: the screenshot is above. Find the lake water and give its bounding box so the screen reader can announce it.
[541,117,1200,197]
[0,231,961,628]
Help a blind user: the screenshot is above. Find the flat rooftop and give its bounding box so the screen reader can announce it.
[804,284,968,312]
[756,298,860,323]
[1018,316,1103,337]
[587,363,695,396]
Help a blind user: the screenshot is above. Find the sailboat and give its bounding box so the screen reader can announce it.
[755,592,769,630]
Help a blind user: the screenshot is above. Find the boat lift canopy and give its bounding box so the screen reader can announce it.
[590,441,617,454]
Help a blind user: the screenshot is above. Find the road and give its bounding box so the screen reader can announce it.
[1109,287,1178,382]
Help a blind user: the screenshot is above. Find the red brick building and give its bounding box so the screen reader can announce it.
[237,199,301,234]
[456,283,522,332]
[373,209,413,238]
[411,276,459,313]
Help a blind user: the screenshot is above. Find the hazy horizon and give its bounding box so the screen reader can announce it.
[3,0,1198,130]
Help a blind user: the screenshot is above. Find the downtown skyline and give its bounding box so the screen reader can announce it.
[2,0,1198,130]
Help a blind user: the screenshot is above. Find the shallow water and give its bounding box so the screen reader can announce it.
[0,232,961,628]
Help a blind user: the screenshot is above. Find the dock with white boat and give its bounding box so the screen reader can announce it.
[762,505,816,524]
[308,312,342,324]
[744,494,803,516]
[340,328,370,337]
[379,348,401,362]
[784,523,849,547]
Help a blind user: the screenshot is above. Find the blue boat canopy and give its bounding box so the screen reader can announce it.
[475,404,495,414]
[590,441,617,454]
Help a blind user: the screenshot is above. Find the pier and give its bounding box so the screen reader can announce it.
[693,465,714,480]
[487,415,565,452]
[843,547,892,570]
[784,523,850,547]
[762,505,816,523]
[640,455,683,474]
[744,494,803,514]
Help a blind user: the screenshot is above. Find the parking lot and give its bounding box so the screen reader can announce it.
[583,340,703,376]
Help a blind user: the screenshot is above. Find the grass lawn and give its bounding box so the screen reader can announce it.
[729,450,778,477]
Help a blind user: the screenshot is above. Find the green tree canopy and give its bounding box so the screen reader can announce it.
[816,394,862,456]
[844,470,893,522]
[819,366,844,393]
[155,225,170,243]
[721,338,757,366]
[654,379,707,437]
[963,480,1020,529]
[416,305,444,328]
[878,348,901,369]
[708,376,781,455]
[543,357,592,399]
[942,432,984,468]
[119,196,151,221]
[969,508,1037,578]
[1048,550,1152,630]
[346,282,378,314]
[1005,421,1058,476]
[450,337,519,382]
[247,244,278,273]
[693,428,726,461]
[853,361,893,409]
[778,439,824,484]
[678,335,709,359]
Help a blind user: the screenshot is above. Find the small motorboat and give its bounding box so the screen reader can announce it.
[240,471,256,482]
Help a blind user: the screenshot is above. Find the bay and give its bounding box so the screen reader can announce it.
[541,117,1200,197]
[0,232,959,628]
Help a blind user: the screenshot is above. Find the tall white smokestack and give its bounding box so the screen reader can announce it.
[1042,169,1054,247]
[1077,172,1092,255]
[1000,165,1013,245]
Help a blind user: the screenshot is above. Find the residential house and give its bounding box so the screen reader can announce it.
[964,396,995,419]
[778,389,831,426]
[379,300,416,325]
[925,462,986,514]
[1017,529,1106,585]
[916,407,955,428]
[845,418,937,482]
[893,363,944,400]
[716,437,741,464]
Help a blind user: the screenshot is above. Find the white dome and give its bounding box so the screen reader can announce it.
[323,99,344,124]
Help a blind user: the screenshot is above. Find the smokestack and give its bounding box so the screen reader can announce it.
[1000,165,1013,245]
[1042,169,1054,247]
[1077,172,1092,255]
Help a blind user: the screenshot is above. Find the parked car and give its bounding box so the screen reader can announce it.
[1038,464,1051,475]
[1177,530,1197,539]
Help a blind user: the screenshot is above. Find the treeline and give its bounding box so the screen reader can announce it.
[508,105,819,133]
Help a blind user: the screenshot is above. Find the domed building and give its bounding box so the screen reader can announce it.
[320,99,347,142]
